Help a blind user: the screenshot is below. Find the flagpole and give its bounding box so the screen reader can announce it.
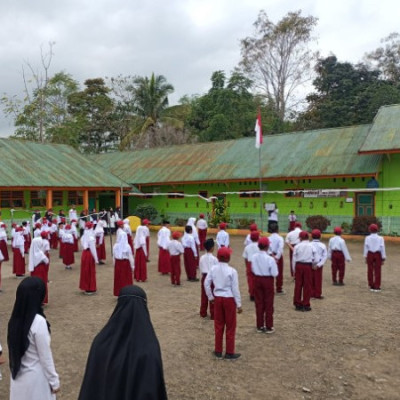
[258,145,263,233]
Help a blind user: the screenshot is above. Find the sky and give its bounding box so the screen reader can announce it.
[0,0,399,137]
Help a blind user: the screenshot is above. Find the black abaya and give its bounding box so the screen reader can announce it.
[78,285,168,400]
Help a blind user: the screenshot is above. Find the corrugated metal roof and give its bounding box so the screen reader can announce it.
[0,139,127,188]
[92,125,381,184]
[359,104,400,154]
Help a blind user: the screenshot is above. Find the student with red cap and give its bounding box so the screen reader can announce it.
[251,237,278,333]
[310,229,327,299]
[285,221,302,277]
[167,231,184,286]
[204,247,242,360]
[292,231,316,311]
[268,224,285,294]
[243,223,258,247]
[216,222,229,249]
[199,238,218,318]
[181,225,199,281]
[242,230,260,301]
[363,223,386,292]
[196,213,208,250]
[327,227,351,285]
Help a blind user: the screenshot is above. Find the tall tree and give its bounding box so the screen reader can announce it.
[118,73,175,149]
[68,78,116,153]
[238,10,318,124]
[365,33,400,83]
[296,55,400,129]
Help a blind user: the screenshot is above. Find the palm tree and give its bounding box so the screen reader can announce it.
[119,73,176,149]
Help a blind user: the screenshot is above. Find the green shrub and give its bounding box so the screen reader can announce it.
[209,199,231,228]
[133,203,158,221]
[351,216,381,235]
[234,218,256,229]
[174,218,187,227]
[305,215,331,232]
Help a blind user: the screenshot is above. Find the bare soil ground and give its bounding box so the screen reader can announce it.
[0,233,399,400]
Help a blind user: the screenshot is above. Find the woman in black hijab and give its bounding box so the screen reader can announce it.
[8,276,60,399]
[78,285,168,400]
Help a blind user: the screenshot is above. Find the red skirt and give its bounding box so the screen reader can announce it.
[134,248,147,282]
[127,235,134,253]
[158,248,171,274]
[50,233,58,249]
[146,237,150,260]
[73,236,79,252]
[184,248,197,280]
[62,242,75,266]
[79,249,96,292]
[31,262,49,304]
[0,239,9,262]
[13,247,25,275]
[96,237,106,261]
[198,228,207,250]
[114,259,133,296]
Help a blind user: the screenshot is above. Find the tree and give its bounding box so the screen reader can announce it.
[0,42,78,143]
[68,78,116,153]
[117,73,176,149]
[238,10,318,124]
[296,55,400,129]
[365,33,400,83]
[186,71,265,141]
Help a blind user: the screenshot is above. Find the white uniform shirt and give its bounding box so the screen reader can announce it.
[268,209,279,222]
[199,252,218,274]
[243,233,252,247]
[242,242,259,261]
[69,208,77,221]
[204,262,241,307]
[250,251,279,277]
[167,239,184,256]
[10,314,60,399]
[196,218,208,230]
[327,236,352,261]
[133,225,147,256]
[292,240,316,273]
[285,227,301,245]
[216,230,230,248]
[268,232,284,259]
[363,233,386,259]
[311,240,328,268]
[157,226,171,250]
[181,233,198,257]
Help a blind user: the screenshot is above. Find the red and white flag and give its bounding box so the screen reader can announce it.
[255,111,263,149]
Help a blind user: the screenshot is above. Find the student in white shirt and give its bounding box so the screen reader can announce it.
[327,227,351,286]
[157,220,171,275]
[292,231,316,311]
[196,213,208,250]
[268,224,285,294]
[251,237,278,333]
[216,222,229,248]
[364,223,386,292]
[242,231,260,301]
[310,229,327,299]
[167,231,184,286]
[285,221,302,277]
[204,247,242,360]
[199,238,218,319]
[181,225,198,281]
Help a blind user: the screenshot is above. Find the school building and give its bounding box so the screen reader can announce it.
[1,104,400,234]
[92,104,400,234]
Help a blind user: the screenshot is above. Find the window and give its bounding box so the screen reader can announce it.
[285,189,303,198]
[167,192,184,199]
[53,190,63,206]
[68,190,83,205]
[31,190,46,207]
[0,191,24,208]
[239,190,260,198]
[198,191,208,199]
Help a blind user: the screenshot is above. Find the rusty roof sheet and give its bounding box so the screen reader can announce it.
[0,139,127,188]
[92,124,381,184]
[359,104,400,154]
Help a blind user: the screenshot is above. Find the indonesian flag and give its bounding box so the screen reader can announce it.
[255,111,263,149]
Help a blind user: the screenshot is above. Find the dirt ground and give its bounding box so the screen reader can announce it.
[0,232,399,400]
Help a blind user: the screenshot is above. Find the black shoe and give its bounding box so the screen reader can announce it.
[333,282,338,286]
[224,353,241,360]
[338,282,345,286]
[295,305,303,311]
[303,306,312,312]
[99,261,105,265]
[250,296,255,302]
[213,351,223,359]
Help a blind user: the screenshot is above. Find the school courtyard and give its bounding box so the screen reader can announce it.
[0,232,399,399]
